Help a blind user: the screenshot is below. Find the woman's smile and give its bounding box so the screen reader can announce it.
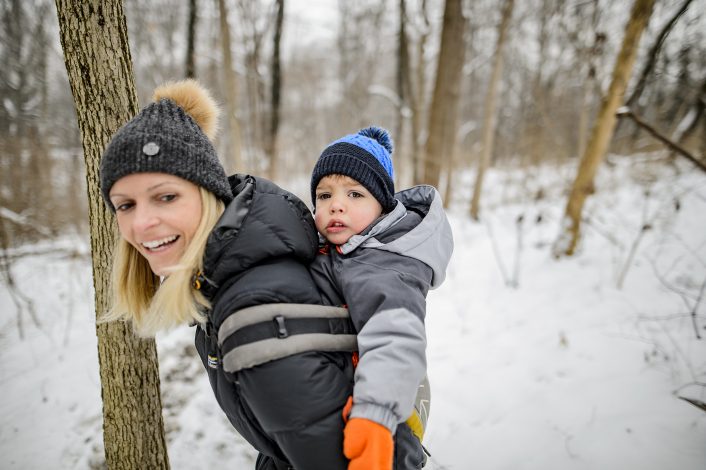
[110,173,202,276]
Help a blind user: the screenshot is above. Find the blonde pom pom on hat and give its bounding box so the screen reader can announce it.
[100,79,232,210]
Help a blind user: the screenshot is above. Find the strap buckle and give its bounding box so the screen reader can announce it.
[192,270,218,298]
[274,315,288,338]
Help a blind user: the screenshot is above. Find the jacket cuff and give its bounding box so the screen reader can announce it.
[350,401,401,433]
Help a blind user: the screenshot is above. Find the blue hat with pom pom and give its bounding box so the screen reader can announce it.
[311,126,396,212]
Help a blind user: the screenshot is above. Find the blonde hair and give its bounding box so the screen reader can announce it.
[101,187,225,337]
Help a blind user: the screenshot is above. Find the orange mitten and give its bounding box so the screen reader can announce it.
[343,417,394,470]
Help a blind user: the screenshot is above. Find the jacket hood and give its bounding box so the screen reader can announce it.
[339,185,453,289]
[201,174,318,299]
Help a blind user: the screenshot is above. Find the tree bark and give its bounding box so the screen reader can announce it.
[266,0,284,181]
[54,1,170,468]
[469,0,514,220]
[422,0,466,188]
[217,0,244,174]
[554,0,657,257]
[185,0,198,78]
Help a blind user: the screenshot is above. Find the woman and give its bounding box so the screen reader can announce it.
[100,79,357,469]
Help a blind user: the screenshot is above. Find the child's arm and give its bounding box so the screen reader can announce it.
[341,251,432,432]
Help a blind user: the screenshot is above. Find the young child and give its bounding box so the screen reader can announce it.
[309,127,454,469]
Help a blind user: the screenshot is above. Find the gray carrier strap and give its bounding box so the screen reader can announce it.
[218,303,358,373]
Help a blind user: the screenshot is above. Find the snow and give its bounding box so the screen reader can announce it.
[1,156,705,469]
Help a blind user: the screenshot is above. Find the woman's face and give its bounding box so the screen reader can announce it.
[109,173,202,276]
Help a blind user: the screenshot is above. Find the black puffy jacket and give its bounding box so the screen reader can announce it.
[194,175,354,469]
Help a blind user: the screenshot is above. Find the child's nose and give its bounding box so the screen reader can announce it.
[329,197,345,213]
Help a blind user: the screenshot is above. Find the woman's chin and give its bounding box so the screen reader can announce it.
[147,259,179,277]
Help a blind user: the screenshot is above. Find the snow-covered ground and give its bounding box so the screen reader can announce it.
[1,157,705,469]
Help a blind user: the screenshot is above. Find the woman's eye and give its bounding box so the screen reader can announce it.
[160,194,177,202]
[115,202,133,212]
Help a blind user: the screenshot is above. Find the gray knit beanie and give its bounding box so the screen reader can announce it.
[100,79,232,210]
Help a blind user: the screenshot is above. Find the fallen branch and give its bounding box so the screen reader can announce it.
[0,207,53,237]
[691,279,705,340]
[679,396,706,414]
[616,107,706,173]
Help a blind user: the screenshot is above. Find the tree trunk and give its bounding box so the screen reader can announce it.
[217,0,244,174]
[266,0,284,181]
[411,0,429,186]
[422,0,466,188]
[240,0,267,170]
[185,0,198,78]
[554,0,657,257]
[469,0,514,220]
[395,0,409,187]
[54,1,170,468]
[577,1,602,160]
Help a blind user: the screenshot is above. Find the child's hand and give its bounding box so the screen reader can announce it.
[343,417,394,470]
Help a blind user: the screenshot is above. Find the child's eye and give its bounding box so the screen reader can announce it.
[349,191,364,198]
[316,193,331,200]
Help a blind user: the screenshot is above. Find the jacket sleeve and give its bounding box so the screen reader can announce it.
[340,250,432,432]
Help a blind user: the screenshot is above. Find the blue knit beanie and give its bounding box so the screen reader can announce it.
[310,126,396,213]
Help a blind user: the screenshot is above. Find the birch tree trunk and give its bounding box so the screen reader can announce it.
[422,0,466,188]
[54,1,170,468]
[218,0,244,174]
[469,0,514,220]
[554,0,656,257]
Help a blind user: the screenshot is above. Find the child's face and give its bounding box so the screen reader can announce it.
[314,174,383,245]
[110,172,203,276]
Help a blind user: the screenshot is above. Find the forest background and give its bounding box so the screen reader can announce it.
[2,0,704,236]
[1,0,705,468]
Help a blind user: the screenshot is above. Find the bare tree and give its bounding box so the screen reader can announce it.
[265,0,284,181]
[574,1,604,160]
[625,0,695,110]
[392,0,428,187]
[336,1,388,133]
[395,0,411,185]
[411,0,430,186]
[469,0,514,220]
[0,0,57,240]
[54,0,170,467]
[554,0,657,257]
[185,0,198,78]
[237,0,270,170]
[217,0,244,174]
[422,0,467,189]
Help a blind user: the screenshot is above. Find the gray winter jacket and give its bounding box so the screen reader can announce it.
[310,184,454,432]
